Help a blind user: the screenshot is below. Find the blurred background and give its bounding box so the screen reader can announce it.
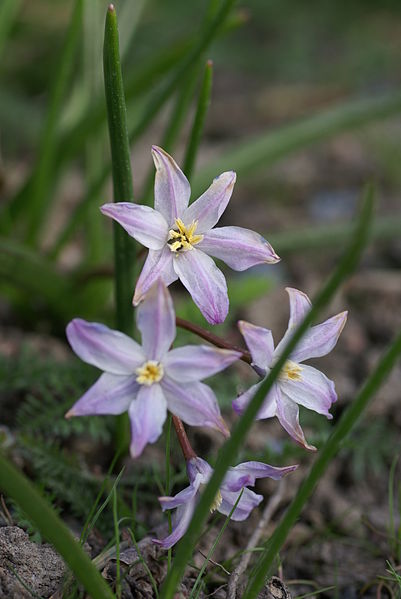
[1,1,401,596]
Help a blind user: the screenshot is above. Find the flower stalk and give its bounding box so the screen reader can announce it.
[172,416,196,461]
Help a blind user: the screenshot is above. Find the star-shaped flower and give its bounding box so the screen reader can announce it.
[153,456,297,548]
[233,288,347,451]
[65,280,240,457]
[100,146,279,324]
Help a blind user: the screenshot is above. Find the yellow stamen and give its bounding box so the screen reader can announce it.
[278,360,303,382]
[167,218,203,253]
[136,361,164,386]
[210,490,223,513]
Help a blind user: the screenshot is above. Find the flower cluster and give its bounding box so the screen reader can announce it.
[66,147,347,547]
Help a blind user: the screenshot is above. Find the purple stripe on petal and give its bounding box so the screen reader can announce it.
[173,248,228,324]
[136,279,176,361]
[181,171,236,233]
[66,319,145,375]
[65,373,137,417]
[290,311,348,363]
[222,461,298,492]
[198,226,280,271]
[280,364,337,417]
[151,146,191,225]
[163,345,240,382]
[100,202,168,249]
[129,384,167,458]
[133,246,177,306]
[276,393,316,451]
[238,320,274,370]
[219,487,262,521]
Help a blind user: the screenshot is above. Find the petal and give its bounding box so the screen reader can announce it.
[129,383,167,458]
[163,345,240,382]
[219,487,262,521]
[274,287,312,358]
[181,171,236,233]
[173,248,228,324]
[276,393,316,451]
[198,226,280,271]
[153,500,196,549]
[136,279,176,361]
[289,312,348,363]
[161,377,229,437]
[66,319,145,375]
[222,461,298,492]
[133,246,177,306]
[232,381,279,420]
[280,364,337,417]
[158,483,198,511]
[238,320,274,370]
[100,202,168,249]
[187,457,213,485]
[65,373,137,417]
[152,145,191,225]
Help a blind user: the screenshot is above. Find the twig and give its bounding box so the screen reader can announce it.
[227,479,287,599]
[176,317,252,364]
[172,415,197,461]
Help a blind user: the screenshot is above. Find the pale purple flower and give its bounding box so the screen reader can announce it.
[100,146,279,324]
[153,456,297,549]
[65,280,240,457]
[233,288,347,451]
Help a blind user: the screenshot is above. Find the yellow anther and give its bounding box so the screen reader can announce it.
[278,360,303,382]
[136,361,164,386]
[210,490,223,513]
[167,219,203,253]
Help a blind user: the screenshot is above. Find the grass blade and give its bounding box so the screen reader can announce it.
[25,0,83,247]
[183,59,213,179]
[0,452,115,599]
[0,0,21,59]
[159,185,374,599]
[245,329,401,598]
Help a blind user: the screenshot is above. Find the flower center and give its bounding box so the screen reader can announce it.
[167,218,203,253]
[278,360,303,382]
[135,361,164,386]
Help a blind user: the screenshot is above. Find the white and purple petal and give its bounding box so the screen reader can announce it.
[163,345,240,382]
[151,145,191,225]
[65,373,138,417]
[66,319,145,375]
[100,202,168,250]
[133,246,177,306]
[222,461,298,493]
[153,500,196,549]
[161,377,229,437]
[232,381,279,420]
[158,483,199,511]
[219,487,262,522]
[238,320,274,371]
[198,226,280,271]
[136,279,176,361]
[129,383,167,458]
[276,393,316,451]
[280,364,337,418]
[173,248,228,324]
[182,171,236,233]
[289,311,348,363]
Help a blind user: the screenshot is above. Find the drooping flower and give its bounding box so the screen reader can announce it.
[100,146,279,324]
[153,456,297,549]
[233,288,347,451]
[65,280,240,457]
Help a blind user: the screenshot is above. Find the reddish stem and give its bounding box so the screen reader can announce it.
[176,317,252,364]
[172,416,196,461]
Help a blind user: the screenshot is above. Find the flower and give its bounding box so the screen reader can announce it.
[100,146,279,324]
[65,280,240,457]
[233,288,347,451]
[153,456,297,548]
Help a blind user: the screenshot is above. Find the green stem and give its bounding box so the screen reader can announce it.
[245,327,401,598]
[183,60,213,179]
[0,453,115,599]
[159,186,373,599]
[103,3,135,452]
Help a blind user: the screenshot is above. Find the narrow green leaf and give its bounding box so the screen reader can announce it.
[183,60,213,179]
[0,453,115,599]
[159,186,374,599]
[191,90,401,196]
[245,328,401,598]
[25,0,83,246]
[103,3,135,335]
[0,0,21,59]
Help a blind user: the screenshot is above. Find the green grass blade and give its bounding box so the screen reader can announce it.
[0,0,21,59]
[24,0,83,247]
[159,186,374,599]
[183,60,213,179]
[103,4,135,335]
[245,328,401,599]
[191,90,401,196]
[0,453,115,599]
